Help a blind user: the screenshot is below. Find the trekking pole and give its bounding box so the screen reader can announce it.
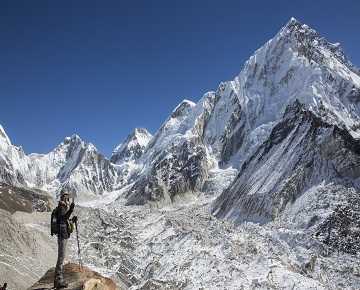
[74,219,83,271]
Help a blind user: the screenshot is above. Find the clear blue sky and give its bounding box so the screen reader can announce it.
[1,0,359,156]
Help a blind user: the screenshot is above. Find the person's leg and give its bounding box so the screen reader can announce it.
[55,237,62,285]
[54,238,67,286]
[60,239,68,280]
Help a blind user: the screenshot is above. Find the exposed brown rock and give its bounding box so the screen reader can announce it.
[0,182,54,214]
[28,263,117,290]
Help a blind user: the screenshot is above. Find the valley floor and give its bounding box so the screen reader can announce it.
[2,189,359,289]
[69,194,360,290]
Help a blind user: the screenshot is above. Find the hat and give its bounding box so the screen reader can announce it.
[60,189,70,197]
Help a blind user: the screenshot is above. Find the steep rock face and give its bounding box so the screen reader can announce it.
[212,100,360,225]
[111,128,152,164]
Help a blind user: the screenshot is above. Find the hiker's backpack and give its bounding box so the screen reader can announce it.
[67,219,75,235]
[51,207,59,236]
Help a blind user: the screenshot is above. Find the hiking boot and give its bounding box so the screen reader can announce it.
[54,281,68,289]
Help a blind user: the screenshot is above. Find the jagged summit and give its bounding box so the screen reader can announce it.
[278,17,359,75]
[62,134,97,150]
[111,127,152,164]
[63,134,82,143]
[233,17,360,139]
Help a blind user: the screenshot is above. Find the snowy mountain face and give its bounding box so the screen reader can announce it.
[0,132,120,200]
[123,18,360,207]
[52,135,119,200]
[111,128,152,164]
[210,18,360,230]
[125,99,217,205]
[0,125,36,186]
[207,17,360,163]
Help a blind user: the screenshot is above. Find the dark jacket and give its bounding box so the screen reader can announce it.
[57,201,74,239]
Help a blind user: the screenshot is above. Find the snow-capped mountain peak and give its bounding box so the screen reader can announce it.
[62,134,84,147]
[110,128,152,164]
[233,17,360,139]
[281,17,354,70]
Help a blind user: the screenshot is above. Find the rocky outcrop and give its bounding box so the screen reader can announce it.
[28,263,117,290]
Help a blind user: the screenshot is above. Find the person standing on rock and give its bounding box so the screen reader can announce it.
[52,189,77,289]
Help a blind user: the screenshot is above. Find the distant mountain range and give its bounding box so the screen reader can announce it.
[1,17,360,230]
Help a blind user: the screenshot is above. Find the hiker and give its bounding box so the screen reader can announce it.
[52,189,77,289]
[0,283,7,290]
